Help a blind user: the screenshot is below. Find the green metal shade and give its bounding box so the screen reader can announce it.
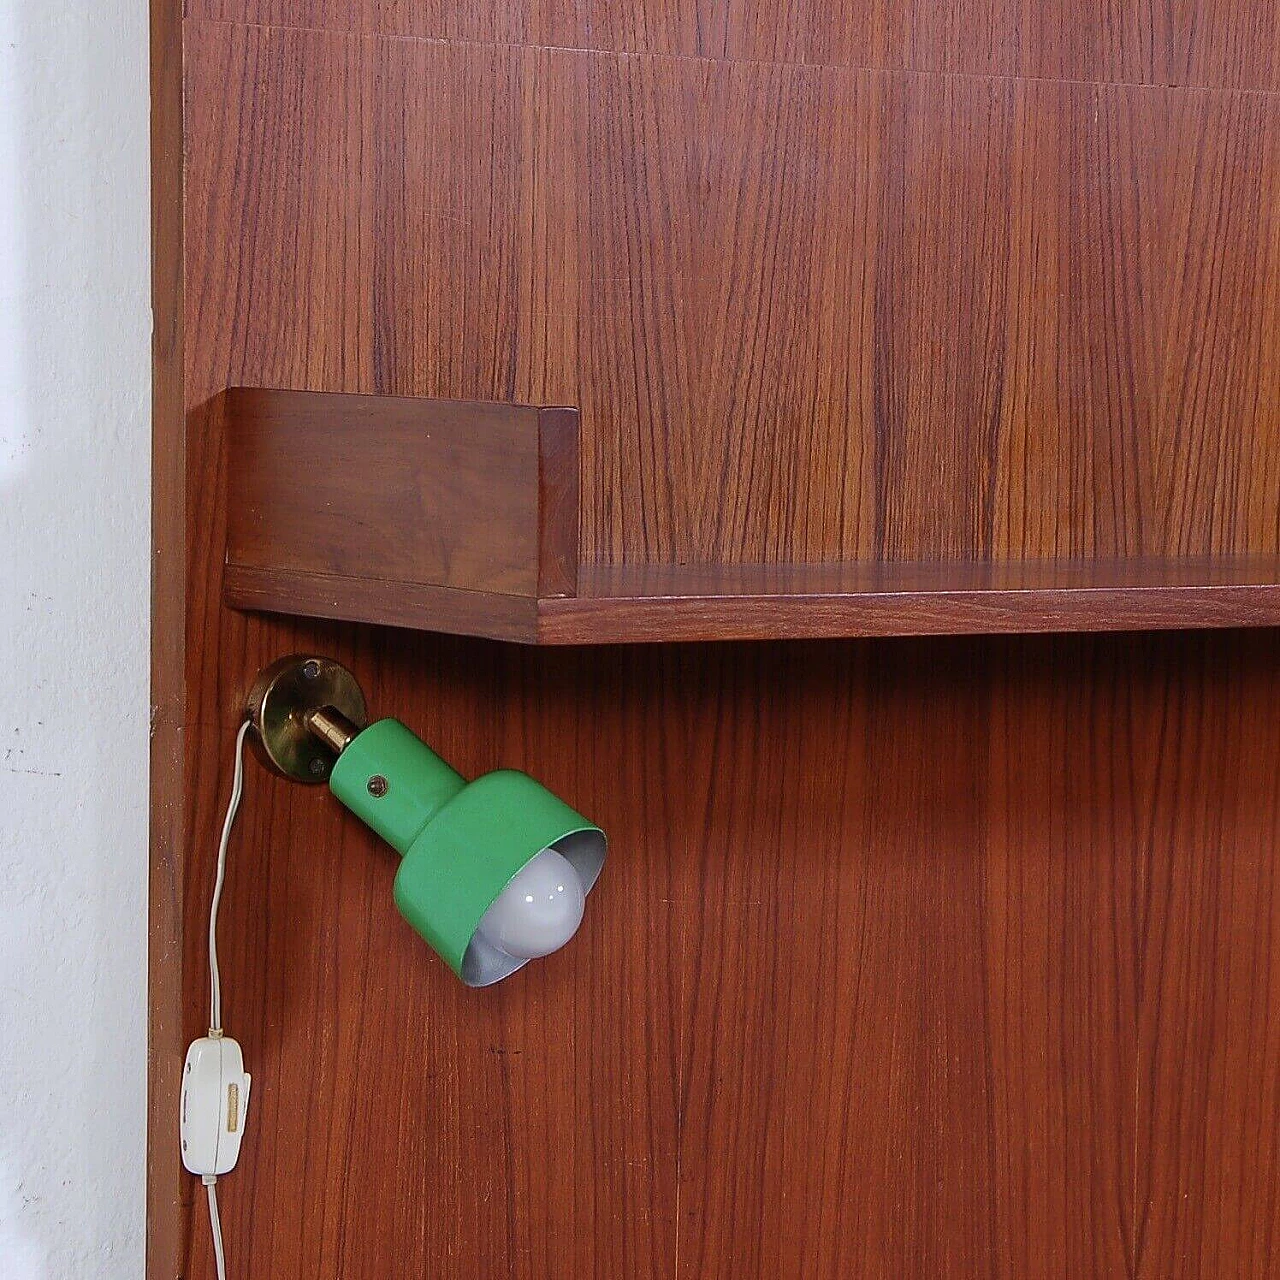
[329,719,606,986]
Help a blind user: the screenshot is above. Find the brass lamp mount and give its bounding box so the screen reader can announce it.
[245,655,369,783]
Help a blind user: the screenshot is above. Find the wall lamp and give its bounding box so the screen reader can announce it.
[246,655,607,986]
[183,654,607,1276]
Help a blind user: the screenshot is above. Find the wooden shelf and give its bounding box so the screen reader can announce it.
[227,555,1280,644]
[222,389,1280,645]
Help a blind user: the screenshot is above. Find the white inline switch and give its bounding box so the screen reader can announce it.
[181,1036,251,1178]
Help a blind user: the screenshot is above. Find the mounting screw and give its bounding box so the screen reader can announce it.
[367,774,389,798]
[308,757,327,777]
[302,658,322,680]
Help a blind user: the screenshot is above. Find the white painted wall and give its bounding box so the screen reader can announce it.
[0,0,150,1275]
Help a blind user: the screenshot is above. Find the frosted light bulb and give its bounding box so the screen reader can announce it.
[475,848,586,959]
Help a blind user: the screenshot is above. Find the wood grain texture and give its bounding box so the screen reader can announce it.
[154,2,1280,1278]
[675,634,1280,1279]
[223,388,579,598]
[1152,91,1280,555]
[167,626,1280,1280]
[185,24,1280,571]
[224,565,543,641]
[188,0,1280,90]
[1136,637,1280,1277]
[541,559,1280,643]
[227,556,1280,643]
[189,0,712,58]
[148,0,190,1270]
[217,389,1280,642]
[536,407,580,597]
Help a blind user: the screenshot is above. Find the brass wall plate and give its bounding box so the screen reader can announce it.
[246,655,369,783]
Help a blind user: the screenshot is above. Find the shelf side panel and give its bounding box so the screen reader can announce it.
[223,388,579,620]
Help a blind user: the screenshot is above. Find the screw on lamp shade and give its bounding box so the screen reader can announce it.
[245,656,606,986]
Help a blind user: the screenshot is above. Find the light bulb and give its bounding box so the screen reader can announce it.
[474,848,586,959]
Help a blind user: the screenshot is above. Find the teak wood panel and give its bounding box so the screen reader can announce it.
[223,388,579,599]
[188,0,1280,91]
[185,24,1280,570]
[154,4,1280,1280]
[227,551,1280,643]
[171,633,1280,1279]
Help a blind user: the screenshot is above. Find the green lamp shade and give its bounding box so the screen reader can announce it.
[328,719,606,986]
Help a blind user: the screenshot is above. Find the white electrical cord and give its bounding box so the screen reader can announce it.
[206,1177,227,1280]
[209,719,251,1035]
[203,718,251,1280]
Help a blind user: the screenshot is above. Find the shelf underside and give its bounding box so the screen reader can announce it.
[225,556,1280,644]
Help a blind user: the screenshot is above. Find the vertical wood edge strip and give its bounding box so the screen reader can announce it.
[148,0,187,1274]
[536,406,581,599]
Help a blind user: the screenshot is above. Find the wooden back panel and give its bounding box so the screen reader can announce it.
[151,2,1280,1277]
[182,18,1279,568]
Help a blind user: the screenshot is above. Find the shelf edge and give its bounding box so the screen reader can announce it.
[227,560,1280,645]
[535,579,1280,643]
